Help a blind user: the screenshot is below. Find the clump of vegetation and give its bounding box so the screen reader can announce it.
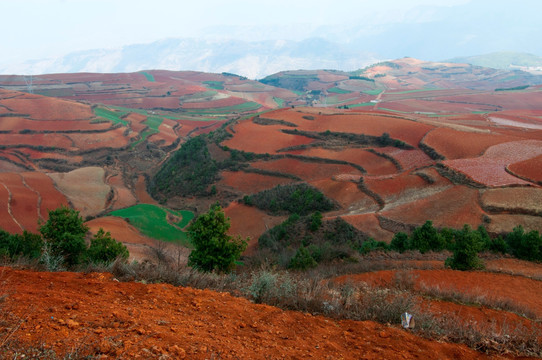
[243,183,336,216]
[150,135,219,198]
[188,203,247,273]
[445,225,485,271]
[0,206,128,269]
[505,225,542,261]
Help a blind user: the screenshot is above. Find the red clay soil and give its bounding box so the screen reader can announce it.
[487,214,542,234]
[106,174,137,211]
[310,178,379,213]
[341,213,394,242]
[1,93,94,120]
[288,147,398,176]
[375,147,434,170]
[224,202,285,255]
[0,117,111,132]
[219,170,294,194]
[381,186,484,229]
[251,158,362,182]
[134,175,158,205]
[0,133,74,150]
[21,172,69,222]
[0,172,40,233]
[222,120,315,154]
[0,267,512,360]
[485,258,542,279]
[0,181,21,233]
[422,127,517,159]
[337,269,542,318]
[182,96,247,109]
[85,217,158,262]
[507,154,542,184]
[67,127,131,151]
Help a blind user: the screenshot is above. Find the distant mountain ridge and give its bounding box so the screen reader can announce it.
[447,52,542,74]
[0,37,380,80]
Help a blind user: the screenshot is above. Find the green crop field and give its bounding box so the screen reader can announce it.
[131,115,164,148]
[140,72,155,82]
[363,89,383,95]
[93,107,129,125]
[203,81,224,90]
[273,97,285,107]
[328,87,351,94]
[109,204,194,244]
[184,101,262,115]
[348,102,374,108]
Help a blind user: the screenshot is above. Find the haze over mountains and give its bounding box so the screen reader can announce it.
[2,0,541,79]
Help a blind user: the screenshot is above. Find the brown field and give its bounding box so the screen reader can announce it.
[0,92,94,120]
[219,170,294,194]
[481,188,542,215]
[288,147,398,175]
[310,178,379,213]
[341,213,394,242]
[0,117,112,132]
[21,172,69,222]
[106,174,137,211]
[251,158,362,182]
[0,182,22,233]
[507,154,542,184]
[487,214,542,233]
[48,167,111,218]
[376,147,433,170]
[381,186,484,229]
[0,173,40,232]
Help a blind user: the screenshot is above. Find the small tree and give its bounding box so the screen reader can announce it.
[39,205,89,267]
[410,220,444,253]
[445,225,484,271]
[188,203,247,273]
[87,228,129,264]
[390,232,409,253]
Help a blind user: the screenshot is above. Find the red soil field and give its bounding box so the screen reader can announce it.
[364,168,450,201]
[310,178,379,213]
[219,170,294,194]
[225,203,285,255]
[21,172,69,222]
[381,186,484,229]
[67,127,131,151]
[0,133,74,150]
[288,147,398,176]
[251,158,362,182]
[86,217,159,262]
[0,172,40,233]
[507,154,542,184]
[182,96,247,109]
[422,127,517,159]
[123,112,148,133]
[1,93,94,120]
[443,140,542,186]
[376,147,433,170]
[0,182,22,233]
[341,213,394,242]
[487,214,542,234]
[222,120,316,154]
[0,267,505,360]
[16,148,83,164]
[152,118,178,146]
[337,269,542,318]
[106,174,137,211]
[436,91,542,111]
[485,258,542,279]
[134,175,158,205]
[481,188,542,215]
[0,117,112,133]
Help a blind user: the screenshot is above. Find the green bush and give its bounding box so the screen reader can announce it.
[39,206,89,266]
[445,225,484,271]
[359,239,389,254]
[188,203,248,273]
[390,232,409,253]
[308,211,323,232]
[506,225,542,261]
[86,228,129,264]
[410,221,445,253]
[289,246,317,270]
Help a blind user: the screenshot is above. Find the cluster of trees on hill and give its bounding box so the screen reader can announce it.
[0,206,128,269]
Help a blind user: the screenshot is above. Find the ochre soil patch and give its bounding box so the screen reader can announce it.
[219,171,294,194]
[443,140,542,186]
[0,173,39,233]
[0,133,74,150]
[66,127,131,151]
[224,202,285,255]
[481,188,542,215]
[1,92,94,120]
[134,175,158,205]
[341,213,394,242]
[507,154,542,184]
[17,148,84,164]
[21,172,69,222]
[288,147,398,176]
[0,117,111,132]
[0,267,505,360]
[86,217,159,262]
[487,214,542,234]
[0,181,22,233]
[222,120,315,154]
[381,186,484,229]
[376,147,433,170]
[106,174,137,211]
[335,268,542,317]
[251,158,362,182]
[310,179,379,213]
[422,127,517,159]
[48,167,110,218]
[485,258,542,279]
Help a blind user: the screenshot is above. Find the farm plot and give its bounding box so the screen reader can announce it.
[250,158,362,182]
[310,178,379,213]
[422,127,517,159]
[0,173,39,232]
[481,188,542,215]
[0,182,22,233]
[106,173,137,211]
[1,93,94,120]
[380,186,484,229]
[507,154,542,184]
[443,140,542,186]
[341,213,394,242]
[219,170,294,194]
[375,147,433,170]
[109,204,194,244]
[222,120,316,154]
[48,167,111,218]
[487,214,542,234]
[21,172,69,222]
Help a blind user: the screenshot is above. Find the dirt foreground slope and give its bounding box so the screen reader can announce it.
[0,267,517,359]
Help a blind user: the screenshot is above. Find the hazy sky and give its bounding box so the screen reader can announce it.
[1,0,471,65]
